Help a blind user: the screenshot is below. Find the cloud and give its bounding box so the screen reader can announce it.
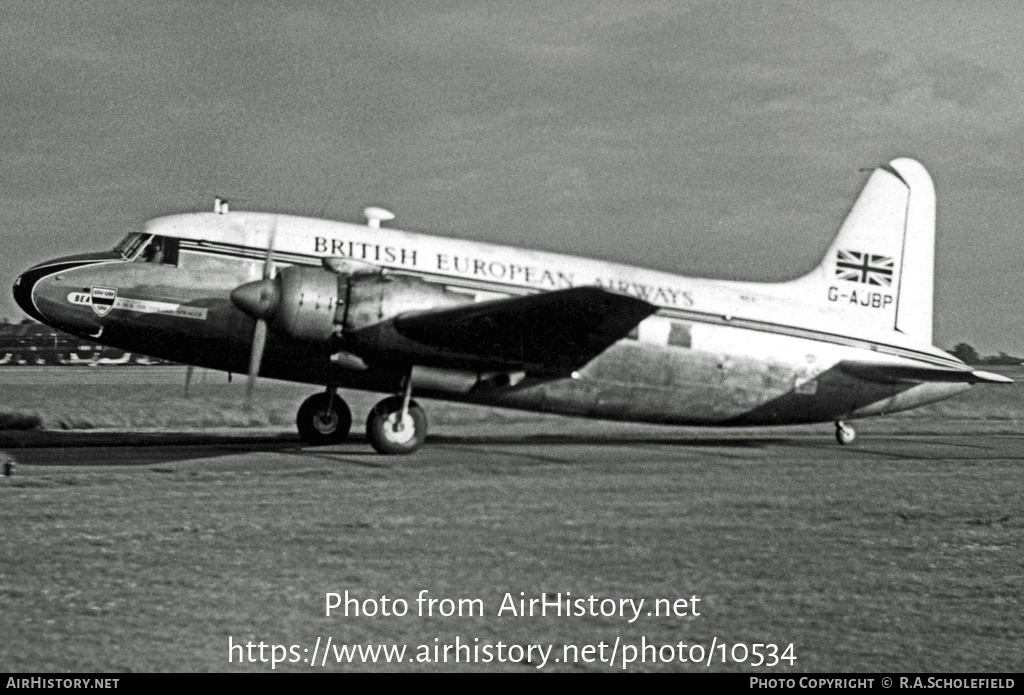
[1,1,1022,350]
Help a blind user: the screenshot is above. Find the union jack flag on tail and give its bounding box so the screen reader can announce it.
[835,250,894,286]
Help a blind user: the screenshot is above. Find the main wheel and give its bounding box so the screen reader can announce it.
[835,421,856,445]
[296,392,352,445]
[366,396,427,455]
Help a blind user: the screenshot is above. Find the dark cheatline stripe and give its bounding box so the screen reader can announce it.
[178,240,310,266]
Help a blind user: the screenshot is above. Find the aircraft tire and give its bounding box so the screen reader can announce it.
[296,393,352,446]
[366,396,427,455]
[835,421,856,446]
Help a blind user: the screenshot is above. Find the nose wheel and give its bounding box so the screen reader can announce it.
[835,420,856,445]
[296,390,352,445]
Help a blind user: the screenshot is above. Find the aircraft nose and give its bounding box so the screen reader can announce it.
[12,266,48,323]
[12,252,122,326]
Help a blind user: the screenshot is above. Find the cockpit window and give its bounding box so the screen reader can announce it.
[142,235,179,265]
[113,233,179,265]
[114,233,151,260]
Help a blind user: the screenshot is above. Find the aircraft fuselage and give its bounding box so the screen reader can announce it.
[13,209,971,429]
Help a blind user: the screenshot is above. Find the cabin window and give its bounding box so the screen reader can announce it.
[668,321,692,348]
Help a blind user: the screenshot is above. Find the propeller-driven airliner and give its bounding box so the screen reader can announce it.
[12,158,1011,454]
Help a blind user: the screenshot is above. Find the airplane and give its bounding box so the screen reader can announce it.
[95,352,133,366]
[58,352,94,366]
[11,157,1012,454]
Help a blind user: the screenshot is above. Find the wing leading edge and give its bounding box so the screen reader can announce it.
[392,286,658,374]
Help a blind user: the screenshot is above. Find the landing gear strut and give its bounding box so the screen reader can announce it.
[366,373,427,455]
[296,386,352,446]
[835,420,856,446]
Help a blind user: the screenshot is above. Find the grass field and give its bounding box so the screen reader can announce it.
[0,365,1022,433]
[0,367,1021,672]
[0,367,574,432]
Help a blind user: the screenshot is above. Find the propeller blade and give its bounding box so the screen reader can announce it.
[243,218,277,409]
[184,364,194,396]
[245,318,268,409]
[262,218,277,280]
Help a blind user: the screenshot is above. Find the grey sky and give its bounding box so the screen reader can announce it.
[2,0,1023,353]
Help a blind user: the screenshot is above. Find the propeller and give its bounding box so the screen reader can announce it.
[232,219,278,409]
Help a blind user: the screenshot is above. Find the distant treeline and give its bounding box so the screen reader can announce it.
[0,320,168,366]
[949,343,1023,366]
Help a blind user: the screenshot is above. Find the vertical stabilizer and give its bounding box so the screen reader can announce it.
[785,158,935,345]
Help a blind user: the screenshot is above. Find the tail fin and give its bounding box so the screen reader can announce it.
[785,157,935,345]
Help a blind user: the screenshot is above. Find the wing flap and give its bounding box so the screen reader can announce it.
[392,287,657,374]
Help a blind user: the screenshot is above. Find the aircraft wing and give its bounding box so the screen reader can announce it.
[839,361,1013,384]
[392,286,657,374]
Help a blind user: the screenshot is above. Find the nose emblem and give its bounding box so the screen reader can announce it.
[90,287,118,316]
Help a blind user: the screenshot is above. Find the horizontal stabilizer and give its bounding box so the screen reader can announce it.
[839,361,1014,385]
[393,287,657,374]
[968,369,1015,384]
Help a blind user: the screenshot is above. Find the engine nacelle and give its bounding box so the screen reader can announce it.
[273,266,344,342]
[344,274,469,332]
[259,266,471,343]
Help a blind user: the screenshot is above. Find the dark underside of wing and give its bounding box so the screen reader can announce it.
[392,286,658,374]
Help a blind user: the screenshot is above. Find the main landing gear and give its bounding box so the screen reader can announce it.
[295,376,428,455]
[365,396,427,455]
[834,420,856,446]
[296,386,352,446]
[365,374,426,455]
